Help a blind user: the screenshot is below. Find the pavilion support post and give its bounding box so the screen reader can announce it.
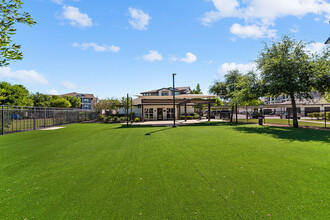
[184,103,187,122]
[208,104,211,122]
[178,104,181,120]
[141,104,144,122]
[199,105,202,120]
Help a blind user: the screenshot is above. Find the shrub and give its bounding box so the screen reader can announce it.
[105,116,112,123]
[180,115,193,120]
[134,117,140,122]
[96,114,106,122]
[193,113,199,119]
[119,117,127,122]
[112,116,119,122]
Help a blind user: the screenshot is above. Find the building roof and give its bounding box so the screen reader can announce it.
[140,86,190,94]
[58,92,96,99]
[137,94,216,99]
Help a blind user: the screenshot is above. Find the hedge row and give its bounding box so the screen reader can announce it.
[96,114,141,123]
[307,112,330,119]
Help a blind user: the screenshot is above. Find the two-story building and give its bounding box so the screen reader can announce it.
[58,92,98,110]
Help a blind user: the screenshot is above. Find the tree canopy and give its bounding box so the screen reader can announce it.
[256,35,330,127]
[0,0,36,66]
[0,81,33,106]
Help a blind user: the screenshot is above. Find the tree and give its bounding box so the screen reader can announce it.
[94,98,120,111]
[209,70,243,122]
[50,98,71,108]
[63,96,81,108]
[30,92,51,107]
[0,81,33,106]
[256,35,330,128]
[233,70,263,105]
[191,83,203,94]
[0,0,36,66]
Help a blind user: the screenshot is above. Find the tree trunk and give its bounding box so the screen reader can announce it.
[235,104,238,124]
[290,93,298,128]
[230,105,234,122]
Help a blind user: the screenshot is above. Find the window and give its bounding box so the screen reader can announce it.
[162,92,169,96]
[166,108,174,119]
[82,98,91,103]
[144,108,154,119]
[82,105,91,109]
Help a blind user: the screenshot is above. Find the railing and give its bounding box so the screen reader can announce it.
[0,105,98,135]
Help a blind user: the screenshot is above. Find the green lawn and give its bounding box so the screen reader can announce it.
[0,122,329,219]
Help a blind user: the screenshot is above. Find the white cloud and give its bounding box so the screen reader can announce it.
[218,62,257,75]
[230,23,276,38]
[62,6,93,28]
[142,50,163,62]
[47,89,59,95]
[128,7,151,30]
[52,0,63,4]
[289,25,299,33]
[305,42,327,54]
[0,67,48,84]
[180,52,197,64]
[61,81,77,90]
[72,42,120,52]
[202,0,330,38]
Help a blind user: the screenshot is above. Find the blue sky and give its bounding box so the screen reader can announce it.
[1,0,329,98]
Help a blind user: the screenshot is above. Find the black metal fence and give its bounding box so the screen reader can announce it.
[0,105,98,135]
[215,109,329,129]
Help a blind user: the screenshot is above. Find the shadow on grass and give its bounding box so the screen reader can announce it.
[114,122,329,143]
[232,125,330,143]
[145,127,173,136]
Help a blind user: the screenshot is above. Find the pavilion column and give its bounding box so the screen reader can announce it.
[184,103,187,121]
[178,104,181,120]
[141,104,144,122]
[208,103,211,121]
[199,105,202,120]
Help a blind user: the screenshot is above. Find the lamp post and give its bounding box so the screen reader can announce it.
[172,73,177,127]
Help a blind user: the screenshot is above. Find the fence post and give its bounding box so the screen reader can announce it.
[1,105,4,135]
[53,108,55,126]
[44,108,47,128]
[33,107,36,130]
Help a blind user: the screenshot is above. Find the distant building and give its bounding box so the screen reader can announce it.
[58,92,98,110]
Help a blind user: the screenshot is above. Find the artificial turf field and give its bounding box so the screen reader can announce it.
[0,122,329,219]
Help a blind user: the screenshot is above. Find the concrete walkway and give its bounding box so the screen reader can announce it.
[126,119,223,127]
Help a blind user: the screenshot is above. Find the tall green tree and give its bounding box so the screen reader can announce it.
[30,92,51,107]
[0,0,36,66]
[0,81,33,106]
[256,35,330,128]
